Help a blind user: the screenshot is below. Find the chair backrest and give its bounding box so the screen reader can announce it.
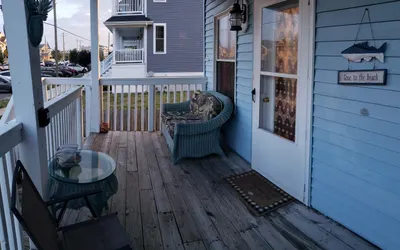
[11,160,61,250]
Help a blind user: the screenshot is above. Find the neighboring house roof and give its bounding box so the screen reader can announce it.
[104,15,153,31]
[39,43,51,49]
[105,15,152,23]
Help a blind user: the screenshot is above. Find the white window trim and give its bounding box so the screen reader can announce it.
[153,23,167,54]
[153,0,166,3]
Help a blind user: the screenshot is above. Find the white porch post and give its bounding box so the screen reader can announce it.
[113,28,117,63]
[144,27,147,67]
[2,0,48,194]
[90,0,101,133]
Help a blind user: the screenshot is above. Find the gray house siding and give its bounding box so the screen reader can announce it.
[147,0,203,73]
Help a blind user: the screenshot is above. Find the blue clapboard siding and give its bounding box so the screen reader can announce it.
[312,1,400,249]
[204,0,253,162]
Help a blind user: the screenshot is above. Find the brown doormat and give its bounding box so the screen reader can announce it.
[225,170,294,216]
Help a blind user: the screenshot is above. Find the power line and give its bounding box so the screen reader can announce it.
[43,22,107,48]
[43,21,90,42]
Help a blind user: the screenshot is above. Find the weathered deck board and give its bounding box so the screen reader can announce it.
[165,183,203,243]
[111,147,127,227]
[140,189,163,250]
[135,132,152,190]
[143,132,172,213]
[180,161,251,250]
[74,131,378,250]
[125,171,143,250]
[158,212,185,250]
[127,132,137,172]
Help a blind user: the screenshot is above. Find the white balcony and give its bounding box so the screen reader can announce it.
[115,0,145,15]
[115,49,144,63]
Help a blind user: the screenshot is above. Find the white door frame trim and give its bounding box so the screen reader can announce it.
[252,0,315,206]
[304,0,316,206]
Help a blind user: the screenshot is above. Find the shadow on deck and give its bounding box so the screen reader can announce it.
[61,131,377,250]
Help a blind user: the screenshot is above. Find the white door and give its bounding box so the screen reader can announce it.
[252,0,312,202]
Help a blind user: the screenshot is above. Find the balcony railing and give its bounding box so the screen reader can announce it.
[115,49,144,63]
[115,0,144,14]
[100,77,206,131]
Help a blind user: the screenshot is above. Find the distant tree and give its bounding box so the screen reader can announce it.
[78,50,91,68]
[69,49,79,64]
[100,49,105,61]
[0,50,4,64]
[51,49,63,61]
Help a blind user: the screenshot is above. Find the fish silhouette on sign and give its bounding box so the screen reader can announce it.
[341,41,387,63]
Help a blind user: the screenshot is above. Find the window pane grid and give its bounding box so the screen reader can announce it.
[154,24,166,53]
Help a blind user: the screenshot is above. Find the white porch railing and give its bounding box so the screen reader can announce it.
[101,53,113,77]
[0,86,84,249]
[0,120,23,250]
[115,49,144,63]
[100,77,206,131]
[44,86,84,157]
[116,0,144,14]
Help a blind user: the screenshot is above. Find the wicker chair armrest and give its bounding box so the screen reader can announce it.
[163,100,191,113]
[176,105,233,136]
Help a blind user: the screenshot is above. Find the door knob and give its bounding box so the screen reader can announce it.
[263,97,270,103]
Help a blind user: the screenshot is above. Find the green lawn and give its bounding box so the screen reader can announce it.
[100,91,192,110]
[0,98,9,109]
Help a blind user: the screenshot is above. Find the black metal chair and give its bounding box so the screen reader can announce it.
[10,160,132,250]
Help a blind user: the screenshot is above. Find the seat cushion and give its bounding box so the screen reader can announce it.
[190,91,224,120]
[161,110,203,124]
[162,111,204,137]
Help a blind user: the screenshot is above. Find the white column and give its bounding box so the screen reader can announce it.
[2,0,48,194]
[144,27,147,66]
[90,0,101,133]
[113,28,117,63]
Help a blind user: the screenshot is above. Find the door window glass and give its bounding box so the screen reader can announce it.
[217,15,236,60]
[260,1,299,74]
[259,75,297,141]
[259,0,299,142]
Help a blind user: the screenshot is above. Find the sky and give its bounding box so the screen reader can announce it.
[0,0,113,50]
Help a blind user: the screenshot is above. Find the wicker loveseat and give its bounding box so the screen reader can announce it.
[161,91,233,163]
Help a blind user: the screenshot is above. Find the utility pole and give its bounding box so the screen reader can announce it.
[62,32,65,61]
[53,0,59,75]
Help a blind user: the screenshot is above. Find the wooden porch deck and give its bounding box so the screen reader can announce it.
[68,131,376,250]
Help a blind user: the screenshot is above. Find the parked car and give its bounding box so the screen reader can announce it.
[65,67,78,76]
[0,70,10,77]
[44,61,55,67]
[0,75,11,92]
[41,67,63,77]
[2,64,9,70]
[40,61,45,67]
[59,66,73,77]
[67,63,87,73]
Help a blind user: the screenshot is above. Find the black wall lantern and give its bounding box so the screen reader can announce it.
[230,0,249,32]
